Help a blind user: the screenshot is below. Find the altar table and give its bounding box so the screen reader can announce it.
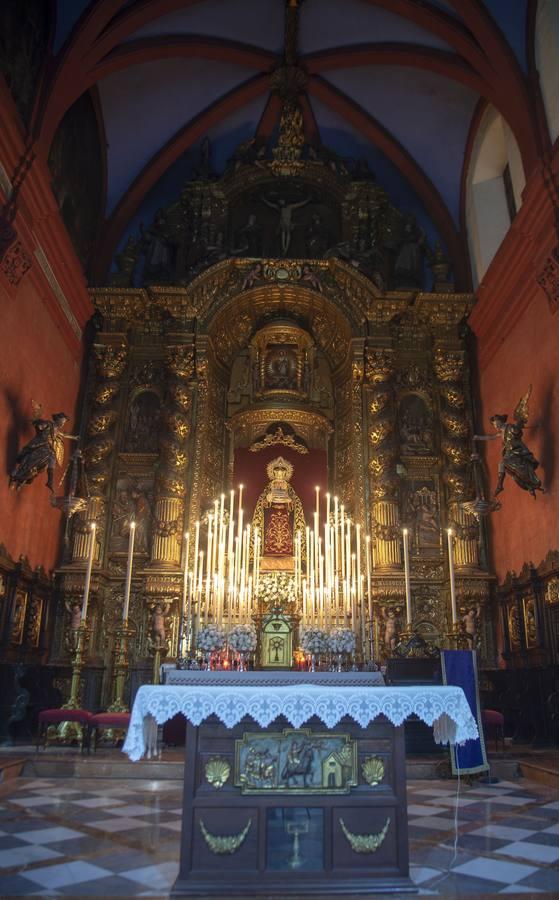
[123,677,477,896]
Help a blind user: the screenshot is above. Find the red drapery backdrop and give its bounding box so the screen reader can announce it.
[233,445,328,527]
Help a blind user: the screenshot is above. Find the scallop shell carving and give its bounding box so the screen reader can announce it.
[205,757,231,789]
[361,755,385,786]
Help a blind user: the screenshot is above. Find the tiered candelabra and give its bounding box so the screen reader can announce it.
[175,487,376,662]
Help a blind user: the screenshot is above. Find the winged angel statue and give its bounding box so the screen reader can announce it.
[474,386,545,499]
[9,402,78,493]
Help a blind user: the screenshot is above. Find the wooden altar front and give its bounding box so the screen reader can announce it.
[123,677,477,897]
[174,713,413,896]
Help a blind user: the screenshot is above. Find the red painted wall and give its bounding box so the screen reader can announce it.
[0,275,84,571]
[470,155,559,583]
[0,84,91,573]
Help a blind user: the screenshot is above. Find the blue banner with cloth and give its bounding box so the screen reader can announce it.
[441,649,489,775]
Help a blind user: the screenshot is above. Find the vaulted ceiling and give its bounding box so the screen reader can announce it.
[27,0,539,286]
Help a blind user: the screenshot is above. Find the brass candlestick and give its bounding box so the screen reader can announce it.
[54,623,90,745]
[445,621,469,650]
[148,637,168,685]
[108,621,135,712]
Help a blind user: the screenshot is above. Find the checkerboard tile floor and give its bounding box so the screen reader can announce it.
[1,774,559,895]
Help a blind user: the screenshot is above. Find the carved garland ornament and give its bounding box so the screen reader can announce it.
[199,818,252,854]
[339,817,390,853]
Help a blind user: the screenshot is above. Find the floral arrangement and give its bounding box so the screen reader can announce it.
[327,627,356,655]
[228,623,257,654]
[258,572,297,609]
[300,627,328,655]
[196,623,226,653]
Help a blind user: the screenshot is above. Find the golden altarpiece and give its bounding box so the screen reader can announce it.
[50,136,494,709]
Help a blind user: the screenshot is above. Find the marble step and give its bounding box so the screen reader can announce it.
[20,752,521,782]
[0,756,26,784]
[518,758,559,789]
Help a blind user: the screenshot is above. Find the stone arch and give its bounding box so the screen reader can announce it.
[205,282,355,374]
[465,105,526,285]
[535,0,559,144]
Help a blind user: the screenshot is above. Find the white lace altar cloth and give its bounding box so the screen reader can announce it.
[122,683,478,762]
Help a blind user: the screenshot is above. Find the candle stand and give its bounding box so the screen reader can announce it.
[149,637,168,685]
[397,627,418,646]
[445,622,470,650]
[108,621,135,712]
[53,623,91,745]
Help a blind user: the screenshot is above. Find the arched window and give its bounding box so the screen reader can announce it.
[465,106,525,285]
[535,0,559,144]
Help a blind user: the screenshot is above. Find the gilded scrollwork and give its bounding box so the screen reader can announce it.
[369,388,391,416]
[365,349,394,383]
[369,419,393,448]
[441,439,470,468]
[433,349,463,383]
[87,411,118,436]
[441,411,469,438]
[439,386,465,409]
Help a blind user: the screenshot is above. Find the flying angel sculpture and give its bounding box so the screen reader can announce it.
[474,386,545,499]
[9,402,78,493]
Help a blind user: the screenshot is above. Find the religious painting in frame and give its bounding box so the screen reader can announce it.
[10,589,28,645]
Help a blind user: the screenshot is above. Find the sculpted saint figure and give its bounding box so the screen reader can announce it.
[265,459,294,510]
[10,410,78,493]
[474,387,544,498]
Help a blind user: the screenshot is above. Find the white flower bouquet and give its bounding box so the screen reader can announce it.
[196,623,226,653]
[228,623,257,654]
[300,627,328,655]
[259,572,297,607]
[327,627,356,655]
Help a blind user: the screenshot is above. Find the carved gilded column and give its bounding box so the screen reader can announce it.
[435,349,480,572]
[366,349,400,570]
[75,339,128,563]
[351,339,367,530]
[150,344,193,568]
[187,348,209,534]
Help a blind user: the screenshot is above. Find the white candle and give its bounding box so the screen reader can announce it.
[81,523,97,622]
[179,532,189,646]
[227,490,234,581]
[345,520,351,613]
[447,528,458,624]
[334,496,339,575]
[356,523,361,605]
[315,485,320,520]
[237,485,244,550]
[340,504,346,585]
[253,526,259,589]
[212,500,219,577]
[192,521,200,597]
[366,534,372,635]
[122,520,136,622]
[403,528,412,627]
[198,550,204,625]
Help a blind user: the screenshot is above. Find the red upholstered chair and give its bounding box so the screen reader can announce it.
[481,708,505,752]
[36,709,92,752]
[89,712,131,753]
